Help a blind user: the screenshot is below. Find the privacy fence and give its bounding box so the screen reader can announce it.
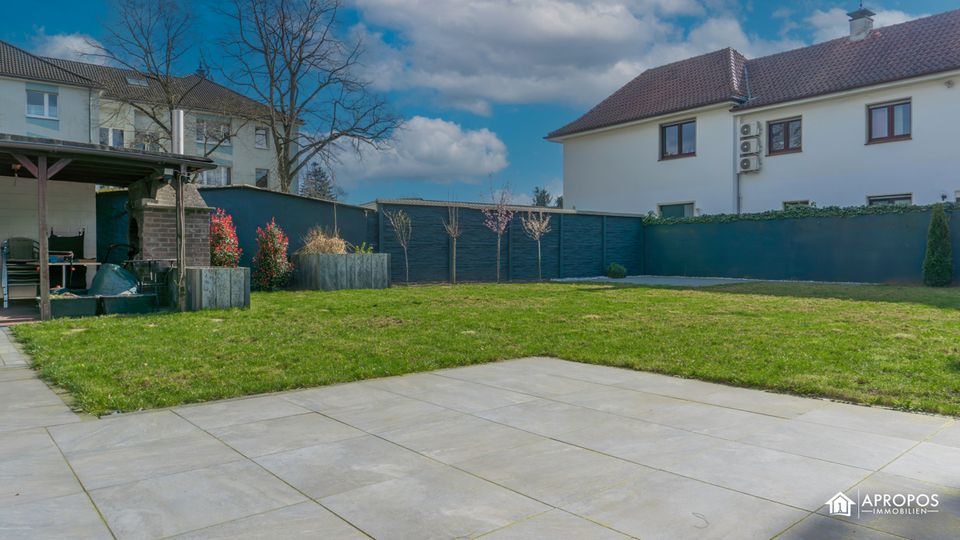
[96,187,959,285]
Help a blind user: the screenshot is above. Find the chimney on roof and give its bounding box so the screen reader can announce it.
[847,5,876,41]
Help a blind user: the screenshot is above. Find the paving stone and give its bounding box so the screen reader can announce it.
[613,371,736,401]
[819,472,960,540]
[64,431,243,490]
[0,429,82,506]
[170,501,367,540]
[210,412,364,457]
[882,442,960,489]
[49,410,199,454]
[368,372,538,412]
[378,412,544,464]
[0,405,79,433]
[321,394,459,434]
[480,509,629,539]
[89,460,306,540]
[657,438,872,510]
[458,438,654,507]
[255,434,443,499]
[438,362,609,397]
[175,395,310,430]
[0,492,112,539]
[551,385,688,418]
[476,398,620,438]
[563,468,806,540]
[0,379,67,410]
[321,465,548,540]
[778,514,903,540]
[0,368,34,383]
[707,414,917,470]
[631,400,777,435]
[690,386,829,418]
[795,402,949,441]
[282,382,398,412]
[930,420,960,449]
[499,357,644,386]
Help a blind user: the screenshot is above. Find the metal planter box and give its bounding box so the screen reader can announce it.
[294,253,390,291]
[50,296,98,319]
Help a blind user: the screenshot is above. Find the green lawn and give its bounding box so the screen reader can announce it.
[11,282,960,416]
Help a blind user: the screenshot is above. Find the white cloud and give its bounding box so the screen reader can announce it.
[31,28,108,65]
[806,7,925,43]
[333,116,508,184]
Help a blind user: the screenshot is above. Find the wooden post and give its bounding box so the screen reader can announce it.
[37,156,50,320]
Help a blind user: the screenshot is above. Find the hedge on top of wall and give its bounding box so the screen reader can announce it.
[644,202,957,226]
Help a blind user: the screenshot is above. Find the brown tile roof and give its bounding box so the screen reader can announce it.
[548,48,746,139]
[0,41,97,88]
[42,57,270,118]
[549,9,960,139]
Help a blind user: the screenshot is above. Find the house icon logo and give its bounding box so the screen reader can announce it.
[825,492,856,516]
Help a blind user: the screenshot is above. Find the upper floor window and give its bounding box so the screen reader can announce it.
[660,119,696,159]
[99,127,124,148]
[196,118,232,146]
[868,100,910,143]
[768,118,801,155]
[134,130,161,152]
[255,127,269,149]
[255,168,270,188]
[867,193,911,207]
[26,90,58,119]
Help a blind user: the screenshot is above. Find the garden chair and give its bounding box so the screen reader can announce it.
[2,238,40,309]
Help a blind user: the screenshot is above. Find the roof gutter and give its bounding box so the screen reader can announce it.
[546,101,736,143]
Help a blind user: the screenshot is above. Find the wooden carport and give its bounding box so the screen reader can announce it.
[0,134,215,320]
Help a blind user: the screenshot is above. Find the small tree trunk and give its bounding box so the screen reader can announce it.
[451,237,457,284]
[537,239,542,281]
[403,248,410,283]
[495,236,501,283]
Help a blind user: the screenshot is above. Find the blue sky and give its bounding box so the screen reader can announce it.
[2,0,953,204]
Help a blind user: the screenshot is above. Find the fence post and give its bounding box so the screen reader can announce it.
[377,203,384,254]
[558,214,564,278]
[601,215,607,272]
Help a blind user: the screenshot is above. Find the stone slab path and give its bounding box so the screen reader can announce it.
[1,328,958,539]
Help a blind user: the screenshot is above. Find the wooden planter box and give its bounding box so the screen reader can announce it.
[294,253,390,291]
[185,267,251,311]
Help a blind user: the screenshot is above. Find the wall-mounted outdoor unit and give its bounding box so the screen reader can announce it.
[739,121,762,137]
[739,137,761,155]
[739,155,760,173]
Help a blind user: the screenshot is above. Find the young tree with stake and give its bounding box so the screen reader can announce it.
[482,190,515,283]
[385,210,412,283]
[442,206,462,284]
[521,211,552,280]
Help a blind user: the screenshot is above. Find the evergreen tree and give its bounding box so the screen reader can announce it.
[554,195,563,209]
[532,186,552,207]
[300,162,345,201]
[922,204,953,286]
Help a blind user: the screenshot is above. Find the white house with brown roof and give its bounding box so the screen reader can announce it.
[548,8,960,217]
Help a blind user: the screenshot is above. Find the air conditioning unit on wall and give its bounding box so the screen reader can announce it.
[739,121,762,137]
[739,155,760,173]
[739,137,761,155]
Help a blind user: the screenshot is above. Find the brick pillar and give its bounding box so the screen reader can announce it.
[128,178,212,266]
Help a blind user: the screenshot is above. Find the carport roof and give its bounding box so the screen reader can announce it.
[0,133,216,187]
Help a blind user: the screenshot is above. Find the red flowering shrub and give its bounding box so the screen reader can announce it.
[210,208,242,267]
[252,218,293,290]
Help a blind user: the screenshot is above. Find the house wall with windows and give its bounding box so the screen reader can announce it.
[0,77,92,142]
[735,73,960,213]
[562,105,736,215]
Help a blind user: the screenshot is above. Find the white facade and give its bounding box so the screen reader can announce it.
[558,70,960,216]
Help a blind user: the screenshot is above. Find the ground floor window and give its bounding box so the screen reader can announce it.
[658,202,694,218]
[199,166,232,186]
[783,200,810,209]
[255,168,269,188]
[867,194,911,207]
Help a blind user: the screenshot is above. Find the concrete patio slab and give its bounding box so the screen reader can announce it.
[2,353,957,539]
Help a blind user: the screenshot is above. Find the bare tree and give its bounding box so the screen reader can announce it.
[521,211,552,281]
[91,0,244,155]
[221,0,400,192]
[385,210,412,283]
[442,206,462,284]
[482,189,515,283]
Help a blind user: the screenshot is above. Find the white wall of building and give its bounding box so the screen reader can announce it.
[736,74,960,212]
[562,105,735,215]
[0,78,93,142]
[560,72,960,215]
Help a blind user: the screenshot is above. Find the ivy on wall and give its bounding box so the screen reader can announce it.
[644,202,957,225]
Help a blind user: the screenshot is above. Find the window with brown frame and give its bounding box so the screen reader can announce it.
[768,118,801,155]
[868,100,911,143]
[660,120,696,159]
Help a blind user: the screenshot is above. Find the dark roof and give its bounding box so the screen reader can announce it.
[549,9,960,139]
[548,48,746,139]
[736,8,960,110]
[0,41,97,88]
[43,57,270,118]
[0,133,215,187]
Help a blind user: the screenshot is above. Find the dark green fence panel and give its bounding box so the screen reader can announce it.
[561,214,604,278]
[605,216,644,275]
[96,190,131,265]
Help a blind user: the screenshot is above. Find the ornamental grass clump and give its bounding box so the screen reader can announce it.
[210,208,242,267]
[922,204,953,287]
[298,226,347,255]
[252,218,293,290]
